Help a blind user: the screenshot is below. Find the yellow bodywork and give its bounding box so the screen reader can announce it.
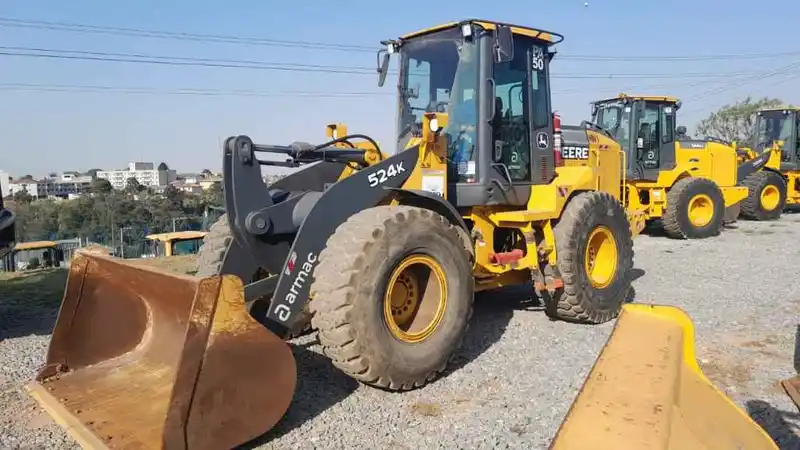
[625,138,749,219]
[373,114,641,292]
[400,19,563,44]
[551,304,778,450]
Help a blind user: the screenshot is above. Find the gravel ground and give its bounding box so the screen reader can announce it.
[1,215,799,449]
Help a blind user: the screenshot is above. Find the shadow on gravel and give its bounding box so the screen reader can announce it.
[238,340,359,448]
[444,285,519,374]
[746,399,799,450]
[0,269,67,341]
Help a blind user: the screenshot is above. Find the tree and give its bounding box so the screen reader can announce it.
[695,96,787,144]
[201,169,213,177]
[158,162,170,171]
[91,178,113,193]
[12,190,33,204]
[125,177,143,194]
[85,168,102,178]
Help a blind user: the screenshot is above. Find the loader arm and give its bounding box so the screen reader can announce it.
[736,145,775,184]
[551,304,778,450]
[220,134,452,337]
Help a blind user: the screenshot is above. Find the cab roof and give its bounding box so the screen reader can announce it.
[399,19,564,45]
[758,106,800,113]
[593,93,680,104]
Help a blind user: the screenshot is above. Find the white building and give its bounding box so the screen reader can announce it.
[97,162,177,190]
[8,172,94,199]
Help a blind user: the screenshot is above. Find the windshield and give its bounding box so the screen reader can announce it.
[594,101,632,151]
[396,29,480,155]
[755,111,793,150]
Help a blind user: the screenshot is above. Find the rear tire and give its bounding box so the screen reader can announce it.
[740,170,787,221]
[309,205,474,390]
[547,191,634,324]
[662,177,725,239]
[196,214,313,338]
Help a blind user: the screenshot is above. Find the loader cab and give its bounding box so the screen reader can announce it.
[753,108,800,171]
[378,20,564,207]
[592,94,679,181]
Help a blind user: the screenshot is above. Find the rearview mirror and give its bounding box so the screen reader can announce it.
[494,25,514,63]
[377,50,390,87]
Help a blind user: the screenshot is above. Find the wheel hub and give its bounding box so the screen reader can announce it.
[760,185,780,211]
[584,226,618,289]
[688,194,714,227]
[384,255,447,343]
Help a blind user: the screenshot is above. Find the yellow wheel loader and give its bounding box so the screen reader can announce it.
[734,106,800,220]
[27,19,640,449]
[589,94,750,239]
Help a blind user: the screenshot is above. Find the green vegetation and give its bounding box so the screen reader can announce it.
[8,183,223,245]
[694,96,791,144]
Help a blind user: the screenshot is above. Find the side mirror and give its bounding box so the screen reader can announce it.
[494,25,514,63]
[676,126,687,135]
[590,103,598,118]
[377,50,391,87]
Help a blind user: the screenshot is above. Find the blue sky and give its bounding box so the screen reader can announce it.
[1,0,798,176]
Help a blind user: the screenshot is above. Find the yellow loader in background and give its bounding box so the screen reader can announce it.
[589,94,752,239]
[734,106,800,220]
[25,19,780,450]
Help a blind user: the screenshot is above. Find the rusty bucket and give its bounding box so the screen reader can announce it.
[27,251,296,449]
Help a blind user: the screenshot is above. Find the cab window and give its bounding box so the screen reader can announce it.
[492,36,550,181]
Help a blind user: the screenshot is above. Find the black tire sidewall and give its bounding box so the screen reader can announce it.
[673,179,725,238]
[350,214,473,382]
[558,193,633,314]
[747,171,787,220]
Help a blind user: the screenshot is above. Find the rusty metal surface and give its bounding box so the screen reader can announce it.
[550,304,778,450]
[28,252,297,449]
[782,376,800,410]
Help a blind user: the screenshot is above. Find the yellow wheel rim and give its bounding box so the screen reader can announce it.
[584,226,618,289]
[687,194,714,227]
[760,185,780,211]
[383,255,447,343]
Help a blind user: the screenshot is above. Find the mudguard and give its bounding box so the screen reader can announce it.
[550,304,778,450]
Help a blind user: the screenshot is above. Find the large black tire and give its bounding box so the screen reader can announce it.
[546,191,634,324]
[309,205,474,391]
[196,214,313,338]
[740,170,787,221]
[662,177,726,239]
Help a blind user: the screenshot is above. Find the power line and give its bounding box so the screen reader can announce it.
[2,16,799,62]
[0,83,391,98]
[684,61,800,105]
[0,46,785,80]
[0,17,376,52]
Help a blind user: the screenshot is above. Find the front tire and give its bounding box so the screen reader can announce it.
[547,191,634,324]
[662,177,725,239]
[740,170,787,221]
[310,205,474,391]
